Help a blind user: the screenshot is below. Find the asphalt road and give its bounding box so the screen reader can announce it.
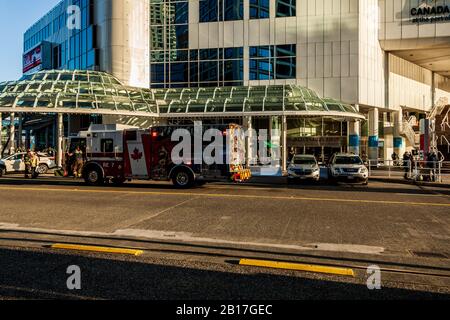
[0,175,449,299]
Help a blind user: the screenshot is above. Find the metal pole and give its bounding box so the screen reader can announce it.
[389,161,391,178]
[57,113,64,167]
[282,115,287,172]
[17,114,23,149]
[439,162,442,183]
[45,126,49,149]
[9,112,15,155]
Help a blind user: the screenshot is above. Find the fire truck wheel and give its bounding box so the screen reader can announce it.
[172,170,194,188]
[84,167,104,186]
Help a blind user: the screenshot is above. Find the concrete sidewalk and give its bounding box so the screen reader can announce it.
[369,175,450,189]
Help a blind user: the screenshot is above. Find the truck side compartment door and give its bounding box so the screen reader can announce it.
[124,130,149,178]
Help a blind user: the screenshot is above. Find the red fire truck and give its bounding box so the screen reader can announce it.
[65,123,251,188]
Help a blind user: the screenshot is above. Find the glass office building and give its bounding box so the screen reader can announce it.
[11,0,450,163]
[23,0,97,72]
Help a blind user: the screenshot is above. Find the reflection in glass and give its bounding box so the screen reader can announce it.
[276,0,296,17]
[250,0,270,19]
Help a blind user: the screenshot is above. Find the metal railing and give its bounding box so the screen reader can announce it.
[367,159,450,183]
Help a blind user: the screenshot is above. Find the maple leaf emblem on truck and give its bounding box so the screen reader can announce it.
[131,148,143,161]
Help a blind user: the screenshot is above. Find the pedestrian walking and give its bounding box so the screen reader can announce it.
[391,151,398,166]
[288,147,295,163]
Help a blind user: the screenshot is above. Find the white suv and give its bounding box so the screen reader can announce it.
[288,155,320,182]
[0,152,56,176]
[329,153,368,185]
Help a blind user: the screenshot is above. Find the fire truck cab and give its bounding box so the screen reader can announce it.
[67,123,250,188]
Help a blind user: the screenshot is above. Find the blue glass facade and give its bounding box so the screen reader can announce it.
[250,45,296,80]
[23,0,97,72]
[199,0,244,22]
[150,1,297,88]
[276,0,296,17]
[250,0,270,19]
[151,47,244,88]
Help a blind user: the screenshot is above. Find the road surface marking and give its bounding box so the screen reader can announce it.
[51,243,143,256]
[239,258,355,277]
[0,186,449,207]
[0,224,386,255]
[117,197,197,228]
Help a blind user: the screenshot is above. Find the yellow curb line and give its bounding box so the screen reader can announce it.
[51,243,144,256]
[239,259,355,277]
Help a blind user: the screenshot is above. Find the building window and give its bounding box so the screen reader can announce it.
[151,64,166,83]
[250,44,296,80]
[200,0,218,22]
[151,47,243,88]
[199,0,243,22]
[250,0,270,19]
[276,0,296,17]
[170,62,189,83]
[150,0,191,87]
[224,0,244,21]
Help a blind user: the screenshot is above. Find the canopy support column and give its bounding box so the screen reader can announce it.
[243,116,256,167]
[368,108,379,161]
[57,113,64,168]
[348,120,360,156]
[282,115,287,172]
[9,112,15,155]
[17,114,23,150]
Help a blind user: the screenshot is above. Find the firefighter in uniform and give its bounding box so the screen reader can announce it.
[31,152,39,179]
[72,146,84,178]
[23,150,32,178]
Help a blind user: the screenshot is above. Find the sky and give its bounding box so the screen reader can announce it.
[0,0,60,82]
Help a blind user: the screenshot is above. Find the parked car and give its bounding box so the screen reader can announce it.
[328,153,369,185]
[288,154,320,182]
[0,152,56,177]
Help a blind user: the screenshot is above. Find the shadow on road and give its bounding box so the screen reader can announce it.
[0,247,448,300]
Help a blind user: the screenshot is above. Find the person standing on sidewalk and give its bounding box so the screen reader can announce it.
[403,151,411,179]
[30,151,39,179]
[427,151,438,182]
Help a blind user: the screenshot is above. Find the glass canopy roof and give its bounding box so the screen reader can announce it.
[0,70,364,119]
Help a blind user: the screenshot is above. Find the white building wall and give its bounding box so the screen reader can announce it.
[380,0,450,46]
[379,0,450,112]
[359,0,386,109]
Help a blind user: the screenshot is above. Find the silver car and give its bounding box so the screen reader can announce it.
[329,153,369,185]
[288,155,320,182]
